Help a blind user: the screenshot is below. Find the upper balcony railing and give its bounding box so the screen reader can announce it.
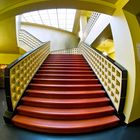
[83,12,101,40]
[18,29,44,51]
[51,47,81,54]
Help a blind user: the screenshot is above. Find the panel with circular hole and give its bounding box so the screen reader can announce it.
[9,43,50,110]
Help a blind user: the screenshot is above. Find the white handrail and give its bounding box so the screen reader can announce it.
[18,29,44,51]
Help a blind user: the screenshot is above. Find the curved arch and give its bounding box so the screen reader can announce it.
[0,0,116,19]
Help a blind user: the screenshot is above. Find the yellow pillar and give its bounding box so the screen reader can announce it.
[0,16,23,64]
[110,6,140,123]
[123,10,140,123]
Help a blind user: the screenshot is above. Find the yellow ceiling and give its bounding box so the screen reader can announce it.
[2,0,136,20]
[101,0,118,4]
[124,0,140,15]
[0,0,118,20]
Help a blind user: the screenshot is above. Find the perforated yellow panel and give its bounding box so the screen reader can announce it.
[10,43,50,110]
[51,48,81,54]
[80,42,124,111]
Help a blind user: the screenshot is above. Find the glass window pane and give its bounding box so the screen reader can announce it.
[48,9,56,14]
[57,9,66,14]
[21,16,26,22]
[67,9,76,15]
[58,14,66,20]
[39,10,47,14]
[21,8,76,32]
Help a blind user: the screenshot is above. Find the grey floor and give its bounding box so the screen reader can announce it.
[0,89,140,140]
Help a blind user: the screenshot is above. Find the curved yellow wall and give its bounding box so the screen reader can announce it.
[123,10,140,123]
[0,16,25,65]
[0,16,19,53]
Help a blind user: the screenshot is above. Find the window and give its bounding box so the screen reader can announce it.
[21,9,76,32]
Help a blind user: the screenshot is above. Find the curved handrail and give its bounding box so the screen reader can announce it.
[18,39,35,49]
[19,29,44,51]
[20,29,44,43]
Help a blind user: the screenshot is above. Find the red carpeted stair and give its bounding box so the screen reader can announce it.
[12,54,120,134]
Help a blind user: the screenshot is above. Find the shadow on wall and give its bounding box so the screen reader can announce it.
[91,24,115,60]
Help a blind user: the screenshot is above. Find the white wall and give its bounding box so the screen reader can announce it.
[16,15,22,48]
[21,23,80,51]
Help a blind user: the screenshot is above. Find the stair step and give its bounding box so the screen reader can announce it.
[34,74,96,79]
[21,97,110,108]
[47,55,83,58]
[47,57,85,60]
[48,54,82,57]
[41,64,89,67]
[31,78,99,84]
[46,59,85,61]
[44,61,88,64]
[28,83,102,91]
[37,70,93,74]
[26,89,106,98]
[47,56,84,59]
[39,66,92,70]
[17,105,115,120]
[45,60,86,63]
[12,115,119,134]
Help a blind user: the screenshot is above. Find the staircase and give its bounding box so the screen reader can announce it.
[12,54,120,134]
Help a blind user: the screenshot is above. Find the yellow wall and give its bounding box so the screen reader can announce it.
[0,16,19,53]
[95,39,115,59]
[0,16,25,65]
[110,8,137,124]
[123,10,140,123]
[19,47,26,54]
[0,53,21,64]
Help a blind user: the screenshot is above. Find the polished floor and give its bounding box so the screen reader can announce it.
[0,89,140,140]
